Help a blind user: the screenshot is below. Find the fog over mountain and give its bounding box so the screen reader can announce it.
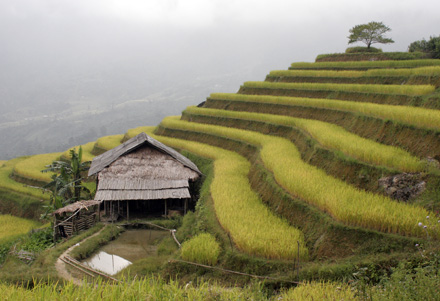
[0,0,439,159]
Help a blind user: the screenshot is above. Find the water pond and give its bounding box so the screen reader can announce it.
[82,229,168,275]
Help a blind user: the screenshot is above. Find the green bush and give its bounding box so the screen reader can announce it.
[180,233,220,265]
[346,46,382,53]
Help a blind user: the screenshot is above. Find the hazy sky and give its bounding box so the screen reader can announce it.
[1,0,439,111]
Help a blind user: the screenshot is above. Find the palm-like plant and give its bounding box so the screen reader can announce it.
[41,147,91,211]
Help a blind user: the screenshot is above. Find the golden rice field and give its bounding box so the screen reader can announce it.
[146,125,308,260]
[95,134,124,151]
[290,59,440,69]
[184,106,423,172]
[0,214,40,241]
[209,93,440,131]
[13,152,62,183]
[160,117,436,239]
[270,65,440,78]
[61,141,96,162]
[0,277,355,300]
[242,81,436,96]
[0,158,48,200]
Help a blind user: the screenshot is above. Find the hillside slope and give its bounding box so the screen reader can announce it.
[1,56,440,284]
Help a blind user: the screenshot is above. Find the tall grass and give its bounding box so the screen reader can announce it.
[0,158,48,199]
[149,124,308,260]
[160,117,436,239]
[290,59,440,70]
[183,107,424,172]
[181,233,220,265]
[270,65,440,78]
[0,215,40,242]
[209,93,440,131]
[243,81,435,96]
[13,152,62,183]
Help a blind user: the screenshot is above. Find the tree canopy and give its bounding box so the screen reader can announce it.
[348,21,394,49]
[408,35,440,59]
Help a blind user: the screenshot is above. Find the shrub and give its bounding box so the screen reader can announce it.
[346,46,382,53]
[181,233,220,265]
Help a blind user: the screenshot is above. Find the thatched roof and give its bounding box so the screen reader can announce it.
[88,132,202,177]
[53,200,102,215]
[95,179,191,201]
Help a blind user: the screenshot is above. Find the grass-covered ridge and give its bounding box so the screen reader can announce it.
[290,59,440,70]
[0,215,41,243]
[159,117,436,239]
[270,66,440,78]
[208,93,440,131]
[183,106,423,172]
[242,81,436,96]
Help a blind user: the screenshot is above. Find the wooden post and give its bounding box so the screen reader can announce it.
[118,200,120,216]
[127,200,130,221]
[165,200,167,217]
[184,199,188,215]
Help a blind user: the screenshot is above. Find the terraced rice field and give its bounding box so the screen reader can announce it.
[0,214,41,241]
[146,127,308,260]
[183,106,423,172]
[13,152,62,183]
[159,117,436,239]
[0,158,48,199]
[242,81,435,95]
[208,93,440,131]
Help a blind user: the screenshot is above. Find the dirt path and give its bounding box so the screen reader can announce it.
[55,225,107,285]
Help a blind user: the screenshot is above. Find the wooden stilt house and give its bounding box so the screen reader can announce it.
[88,132,202,220]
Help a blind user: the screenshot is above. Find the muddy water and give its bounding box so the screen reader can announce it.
[82,229,168,275]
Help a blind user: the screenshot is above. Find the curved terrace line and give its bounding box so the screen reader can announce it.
[209,93,440,131]
[183,106,423,172]
[159,116,437,239]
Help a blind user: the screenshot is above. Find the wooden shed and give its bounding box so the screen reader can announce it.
[88,132,202,220]
[53,200,102,239]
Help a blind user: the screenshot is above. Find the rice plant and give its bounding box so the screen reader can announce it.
[209,93,440,131]
[183,106,423,172]
[0,214,40,241]
[242,81,435,96]
[160,117,436,239]
[279,281,358,300]
[0,277,267,300]
[0,158,48,199]
[180,233,220,265]
[270,65,440,78]
[13,152,62,183]
[148,124,308,260]
[290,59,440,70]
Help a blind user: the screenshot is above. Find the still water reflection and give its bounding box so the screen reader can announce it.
[82,229,168,275]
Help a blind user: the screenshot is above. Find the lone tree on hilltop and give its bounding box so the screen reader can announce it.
[348,21,394,49]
